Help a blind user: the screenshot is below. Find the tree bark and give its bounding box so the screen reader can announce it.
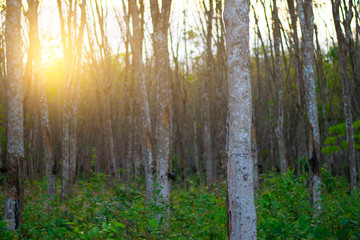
[273,0,288,173]
[224,0,257,238]
[203,0,214,186]
[315,24,330,171]
[3,0,24,230]
[297,0,322,216]
[332,0,357,194]
[150,0,172,221]
[287,0,307,171]
[26,0,56,209]
[127,6,156,195]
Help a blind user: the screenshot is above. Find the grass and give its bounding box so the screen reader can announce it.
[0,169,359,239]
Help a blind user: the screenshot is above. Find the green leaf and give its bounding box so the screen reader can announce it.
[329,122,346,135]
[324,136,338,145]
[108,226,117,232]
[93,226,100,235]
[87,231,93,238]
[102,222,108,229]
[113,222,126,228]
[353,119,360,130]
[149,218,158,229]
[321,145,340,155]
[339,218,350,226]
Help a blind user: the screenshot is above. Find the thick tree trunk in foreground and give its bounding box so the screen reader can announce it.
[297,0,322,216]
[150,0,172,221]
[332,0,357,194]
[3,0,24,230]
[224,0,257,238]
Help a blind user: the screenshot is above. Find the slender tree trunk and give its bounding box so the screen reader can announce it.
[297,0,322,216]
[106,99,120,182]
[126,104,133,187]
[332,0,357,194]
[61,98,71,199]
[341,0,360,117]
[69,86,78,184]
[203,0,214,186]
[224,0,257,238]
[273,0,288,173]
[26,0,56,208]
[3,0,24,230]
[130,17,155,197]
[315,25,329,171]
[193,111,200,185]
[287,0,307,167]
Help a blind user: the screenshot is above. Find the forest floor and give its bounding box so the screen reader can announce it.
[0,170,359,239]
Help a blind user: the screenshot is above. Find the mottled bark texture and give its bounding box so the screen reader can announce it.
[150,0,172,221]
[297,0,322,215]
[128,0,154,198]
[224,0,257,239]
[273,0,288,174]
[25,0,56,208]
[332,0,357,194]
[3,0,24,230]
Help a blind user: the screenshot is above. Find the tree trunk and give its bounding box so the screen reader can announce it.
[61,98,71,199]
[26,0,56,209]
[273,0,288,173]
[287,0,307,169]
[150,0,172,222]
[224,0,257,238]
[341,0,360,117]
[3,0,24,230]
[315,25,329,171]
[203,0,214,186]
[297,0,322,216]
[332,0,357,194]
[69,86,78,184]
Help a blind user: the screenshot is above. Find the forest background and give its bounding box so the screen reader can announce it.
[0,0,359,239]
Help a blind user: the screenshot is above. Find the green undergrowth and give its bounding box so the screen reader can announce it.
[0,170,359,239]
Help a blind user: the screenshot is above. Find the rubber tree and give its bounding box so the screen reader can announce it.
[297,0,322,216]
[150,0,172,221]
[127,0,155,199]
[273,0,288,173]
[25,0,56,210]
[332,0,357,194]
[224,0,257,238]
[3,0,24,230]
